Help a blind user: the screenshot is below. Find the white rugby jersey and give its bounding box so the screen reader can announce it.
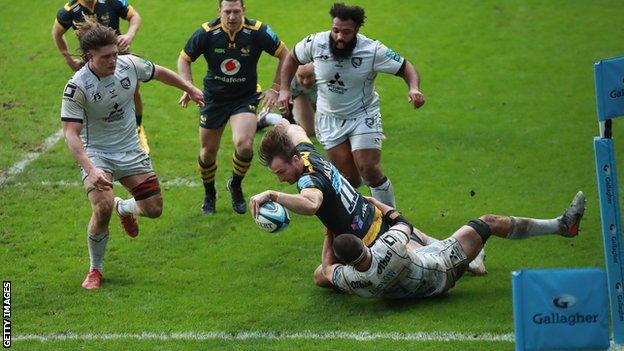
[61,54,155,152]
[332,230,450,299]
[293,31,404,119]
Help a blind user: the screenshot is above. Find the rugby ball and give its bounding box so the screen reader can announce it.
[255,201,290,233]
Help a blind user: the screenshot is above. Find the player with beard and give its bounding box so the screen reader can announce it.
[277,3,425,208]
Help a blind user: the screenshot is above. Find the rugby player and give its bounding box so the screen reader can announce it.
[257,63,317,137]
[53,0,152,154]
[251,120,486,277]
[277,3,425,208]
[177,0,289,215]
[316,192,586,298]
[61,16,204,289]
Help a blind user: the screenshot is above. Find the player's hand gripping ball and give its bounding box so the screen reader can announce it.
[255,201,290,233]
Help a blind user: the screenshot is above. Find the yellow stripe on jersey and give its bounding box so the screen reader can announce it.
[179,50,192,63]
[361,206,383,247]
[273,41,286,58]
[202,21,222,32]
[243,20,262,31]
[125,5,135,20]
[64,1,79,11]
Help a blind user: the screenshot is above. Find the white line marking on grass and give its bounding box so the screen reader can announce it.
[14,331,515,343]
[11,178,203,188]
[0,129,64,187]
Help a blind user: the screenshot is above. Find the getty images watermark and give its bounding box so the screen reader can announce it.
[3,281,10,348]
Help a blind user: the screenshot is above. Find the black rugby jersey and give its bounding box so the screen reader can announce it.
[55,0,135,33]
[295,143,382,245]
[180,17,285,100]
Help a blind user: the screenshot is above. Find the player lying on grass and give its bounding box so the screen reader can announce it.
[250,120,486,274]
[314,192,585,298]
[61,16,204,289]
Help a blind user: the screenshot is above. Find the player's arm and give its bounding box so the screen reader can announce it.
[250,188,322,218]
[52,21,83,71]
[275,119,311,145]
[319,231,341,288]
[117,8,141,49]
[277,53,301,114]
[397,60,425,109]
[262,46,290,109]
[62,122,112,192]
[152,65,204,107]
[177,49,196,108]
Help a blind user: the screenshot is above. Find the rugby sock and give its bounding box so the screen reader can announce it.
[117,198,137,216]
[231,152,252,187]
[370,176,396,208]
[507,216,561,239]
[198,157,217,195]
[264,112,283,125]
[87,232,109,271]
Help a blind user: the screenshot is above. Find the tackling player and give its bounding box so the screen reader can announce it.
[251,120,486,276]
[177,0,289,215]
[61,16,204,289]
[52,0,153,154]
[277,3,425,208]
[316,192,586,298]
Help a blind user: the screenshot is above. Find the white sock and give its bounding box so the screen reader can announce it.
[87,232,109,271]
[117,198,137,216]
[370,177,396,208]
[507,216,561,239]
[265,112,283,125]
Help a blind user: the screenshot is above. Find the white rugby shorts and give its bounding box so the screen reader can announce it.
[315,112,384,151]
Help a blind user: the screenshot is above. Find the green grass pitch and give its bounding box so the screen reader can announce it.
[1,1,623,350]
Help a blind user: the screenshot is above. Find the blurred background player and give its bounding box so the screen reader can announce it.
[316,192,586,298]
[52,0,152,154]
[257,63,317,137]
[277,3,425,208]
[178,0,289,215]
[61,17,204,289]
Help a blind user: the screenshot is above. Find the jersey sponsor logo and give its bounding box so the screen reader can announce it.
[63,83,77,98]
[384,49,402,62]
[104,102,124,122]
[214,75,246,83]
[220,58,241,75]
[350,215,364,232]
[214,48,225,54]
[377,250,393,274]
[328,73,347,94]
[109,88,117,98]
[350,280,372,289]
[93,92,102,102]
[228,42,237,49]
[241,46,250,56]
[351,57,363,68]
[120,77,131,89]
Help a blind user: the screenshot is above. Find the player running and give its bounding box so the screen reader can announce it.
[53,0,153,154]
[177,0,289,215]
[61,16,203,289]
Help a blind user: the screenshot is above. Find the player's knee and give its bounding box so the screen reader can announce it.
[200,144,219,158]
[92,197,114,220]
[358,163,383,184]
[141,197,163,218]
[234,139,253,156]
